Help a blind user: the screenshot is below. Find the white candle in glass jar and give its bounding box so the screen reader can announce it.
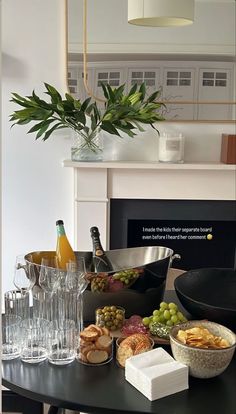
[158,132,184,163]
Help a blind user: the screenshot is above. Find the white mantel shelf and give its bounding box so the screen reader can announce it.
[63,159,236,251]
[63,160,236,171]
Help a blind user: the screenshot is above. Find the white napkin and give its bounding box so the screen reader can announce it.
[125,347,189,401]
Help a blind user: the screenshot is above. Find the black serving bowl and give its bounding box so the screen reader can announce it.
[174,268,236,331]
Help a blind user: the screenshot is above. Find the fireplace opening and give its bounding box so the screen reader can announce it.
[110,199,236,270]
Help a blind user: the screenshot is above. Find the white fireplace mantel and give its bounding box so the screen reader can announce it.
[63,160,236,251]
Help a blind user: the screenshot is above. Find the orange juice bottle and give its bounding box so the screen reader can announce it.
[56,220,76,269]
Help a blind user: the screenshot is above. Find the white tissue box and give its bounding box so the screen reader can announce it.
[125,347,188,401]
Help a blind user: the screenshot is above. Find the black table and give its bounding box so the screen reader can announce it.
[2,291,236,414]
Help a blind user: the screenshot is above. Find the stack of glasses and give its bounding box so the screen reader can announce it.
[2,254,88,365]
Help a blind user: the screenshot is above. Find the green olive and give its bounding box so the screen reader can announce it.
[96,305,125,330]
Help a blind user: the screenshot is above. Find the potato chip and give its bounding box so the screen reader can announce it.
[177,330,188,344]
[176,325,230,349]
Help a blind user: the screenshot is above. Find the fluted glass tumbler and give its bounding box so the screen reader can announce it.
[4,290,30,320]
[32,290,62,321]
[48,319,76,365]
[2,315,22,360]
[20,318,49,363]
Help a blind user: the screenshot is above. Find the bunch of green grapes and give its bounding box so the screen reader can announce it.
[142,301,187,329]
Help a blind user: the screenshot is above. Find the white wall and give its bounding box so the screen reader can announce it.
[1,0,73,296]
[1,0,236,298]
[102,122,236,163]
[68,0,235,55]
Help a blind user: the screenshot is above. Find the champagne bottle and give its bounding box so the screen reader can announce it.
[56,220,76,269]
[90,226,113,272]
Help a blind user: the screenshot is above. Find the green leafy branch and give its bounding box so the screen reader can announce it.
[9,82,165,141]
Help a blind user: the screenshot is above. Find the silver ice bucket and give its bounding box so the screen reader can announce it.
[25,246,180,321]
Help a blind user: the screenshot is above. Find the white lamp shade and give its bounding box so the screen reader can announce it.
[128,0,194,27]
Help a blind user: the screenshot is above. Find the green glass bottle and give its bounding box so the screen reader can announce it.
[90,226,113,272]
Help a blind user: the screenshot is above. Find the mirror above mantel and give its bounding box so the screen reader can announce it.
[66,0,236,122]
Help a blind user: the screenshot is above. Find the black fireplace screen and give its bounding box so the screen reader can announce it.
[110,199,236,270]
[127,219,235,269]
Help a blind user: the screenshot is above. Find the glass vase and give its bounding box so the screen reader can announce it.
[71,128,103,162]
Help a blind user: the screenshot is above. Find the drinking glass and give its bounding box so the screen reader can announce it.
[2,315,22,360]
[38,256,60,293]
[32,290,62,321]
[4,289,30,320]
[65,258,88,331]
[14,255,36,293]
[65,258,88,293]
[48,319,76,365]
[65,260,79,291]
[20,318,49,363]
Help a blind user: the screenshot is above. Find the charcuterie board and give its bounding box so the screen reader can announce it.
[110,324,170,345]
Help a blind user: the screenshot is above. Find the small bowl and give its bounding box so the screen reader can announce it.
[116,335,154,368]
[96,305,125,331]
[77,336,113,366]
[169,320,236,379]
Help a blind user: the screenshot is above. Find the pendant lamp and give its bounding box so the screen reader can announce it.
[128,0,194,27]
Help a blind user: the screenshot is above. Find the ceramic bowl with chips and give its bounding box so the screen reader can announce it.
[169,320,236,379]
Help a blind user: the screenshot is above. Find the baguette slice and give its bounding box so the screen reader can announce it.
[80,330,98,342]
[79,339,94,348]
[84,324,104,336]
[101,327,110,336]
[87,349,109,364]
[95,335,113,350]
[82,343,96,357]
